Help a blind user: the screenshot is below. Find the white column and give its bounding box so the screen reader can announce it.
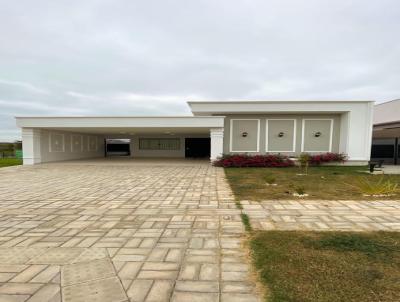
[210,128,224,161]
[22,128,42,165]
[338,112,349,155]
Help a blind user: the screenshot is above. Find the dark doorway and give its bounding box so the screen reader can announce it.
[371,137,399,165]
[105,139,131,156]
[185,138,210,158]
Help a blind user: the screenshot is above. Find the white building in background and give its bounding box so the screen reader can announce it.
[372,99,400,165]
[16,100,374,165]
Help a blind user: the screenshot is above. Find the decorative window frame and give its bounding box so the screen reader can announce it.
[88,136,98,152]
[229,119,260,152]
[265,119,297,152]
[71,134,83,152]
[49,132,65,152]
[301,119,334,152]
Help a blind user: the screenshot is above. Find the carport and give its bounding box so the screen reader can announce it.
[372,122,400,165]
[16,116,225,165]
[372,99,400,165]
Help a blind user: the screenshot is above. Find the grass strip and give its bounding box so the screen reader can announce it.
[250,230,400,302]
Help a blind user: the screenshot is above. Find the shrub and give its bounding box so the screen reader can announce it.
[294,186,306,195]
[263,175,276,184]
[349,177,399,196]
[213,154,295,168]
[307,153,347,165]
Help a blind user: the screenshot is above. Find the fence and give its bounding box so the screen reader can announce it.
[0,150,22,159]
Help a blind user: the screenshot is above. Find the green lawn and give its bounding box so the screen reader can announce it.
[251,231,400,302]
[0,158,22,168]
[225,166,400,200]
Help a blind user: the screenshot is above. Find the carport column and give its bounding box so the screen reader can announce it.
[21,128,42,165]
[210,128,224,161]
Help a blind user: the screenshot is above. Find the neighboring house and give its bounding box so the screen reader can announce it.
[372,99,400,165]
[16,100,374,165]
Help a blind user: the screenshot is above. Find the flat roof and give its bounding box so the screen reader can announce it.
[16,116,225,131]
[188,100,374,105]
[15,115,218,119]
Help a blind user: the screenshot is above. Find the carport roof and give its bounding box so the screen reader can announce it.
[374,99,400,125]
[15,116,225,134]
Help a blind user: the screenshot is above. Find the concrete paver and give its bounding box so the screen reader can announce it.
[0,160,260,302]
[2,159,397,301]
[242,199,400,231]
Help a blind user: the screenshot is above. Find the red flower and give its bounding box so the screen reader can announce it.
[213,154,295,168]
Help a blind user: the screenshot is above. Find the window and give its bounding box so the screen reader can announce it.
[139,138,180,150]
[49,133,65,152]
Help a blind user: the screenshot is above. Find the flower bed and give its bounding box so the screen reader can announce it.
[308,153,347,165]
[213,154,295,168]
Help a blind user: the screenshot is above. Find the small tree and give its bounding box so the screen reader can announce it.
[298,153,310,175]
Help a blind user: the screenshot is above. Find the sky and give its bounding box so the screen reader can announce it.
[1,0,399,141]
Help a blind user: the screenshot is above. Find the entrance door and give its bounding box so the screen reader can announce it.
[105,139,131,156]
[185,138,211,158]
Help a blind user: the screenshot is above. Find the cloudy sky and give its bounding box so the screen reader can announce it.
[1,0,399,140]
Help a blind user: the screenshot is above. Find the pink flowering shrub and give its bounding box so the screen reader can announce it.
[308,153,347,165]
[213,154,295,168]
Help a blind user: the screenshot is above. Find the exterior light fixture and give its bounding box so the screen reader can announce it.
[314,131,322,137]
[242,132,248,137]
[278,132,284,137]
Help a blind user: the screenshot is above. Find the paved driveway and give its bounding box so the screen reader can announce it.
[0,159,260,302]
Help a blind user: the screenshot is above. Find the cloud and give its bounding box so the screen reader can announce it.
[64,91,195,114]
[66,91,102,101]
[0,0,399,140]
[0,99,88,114]
[0,79,50,95]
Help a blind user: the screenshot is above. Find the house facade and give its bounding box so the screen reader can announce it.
[16,100,374,165]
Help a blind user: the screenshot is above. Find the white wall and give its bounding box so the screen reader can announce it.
[40,129,105,162]
[190,101,374,163]
[346,102,374,162]
[21,128,41,164]
[22,128,105,164]
[222,114,341,155]
[339,112,349,155]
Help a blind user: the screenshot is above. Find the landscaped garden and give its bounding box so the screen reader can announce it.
[217,153,400,200]
[0,158,22,168]
[217,153,400,302]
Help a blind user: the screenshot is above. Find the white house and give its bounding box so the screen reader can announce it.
[16,100,374,165]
